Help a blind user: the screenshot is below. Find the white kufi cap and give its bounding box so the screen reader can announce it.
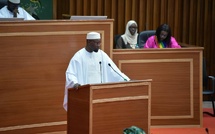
[87,32,101,39]
[9,0,20,4]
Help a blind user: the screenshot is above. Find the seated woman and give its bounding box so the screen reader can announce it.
[144,24,181,48]
[116,20,139,49]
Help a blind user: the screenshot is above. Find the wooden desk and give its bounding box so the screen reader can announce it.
[112,48,203,127]
[0,20,113,134]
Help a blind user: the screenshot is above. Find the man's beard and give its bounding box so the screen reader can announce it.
[93,49,99,52]
[8,6,19,15]
[7,6,14,13]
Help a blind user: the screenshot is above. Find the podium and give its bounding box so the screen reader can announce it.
[67,80,151,134]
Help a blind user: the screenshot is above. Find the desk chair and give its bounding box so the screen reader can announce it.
[138,30,155,48]
[203,58,215,117]
[113,34,121,49]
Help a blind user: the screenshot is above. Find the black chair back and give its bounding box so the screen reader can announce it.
[138,30,156,48]
[113,34,121,49]
[202,57,215,117]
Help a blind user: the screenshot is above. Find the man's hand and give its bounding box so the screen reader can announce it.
[73,83,81,90]
[13,8,19,17]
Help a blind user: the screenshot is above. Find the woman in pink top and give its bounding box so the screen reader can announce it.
[144,24,181,48]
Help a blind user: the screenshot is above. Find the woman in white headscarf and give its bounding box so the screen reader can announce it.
[116,20,138,49]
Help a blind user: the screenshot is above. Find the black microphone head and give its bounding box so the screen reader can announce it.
[205,128,209,133]
[99,61,101,64]
[108,63,111,66]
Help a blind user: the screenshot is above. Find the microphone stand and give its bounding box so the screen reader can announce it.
[108,63,127,81]
[99,61,102,83]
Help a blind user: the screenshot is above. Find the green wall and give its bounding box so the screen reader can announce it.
[20,0,53,20]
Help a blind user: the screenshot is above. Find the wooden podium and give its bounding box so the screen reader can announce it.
[67,80,151,134]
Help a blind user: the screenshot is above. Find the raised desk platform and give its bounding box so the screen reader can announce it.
[112,48,203,127]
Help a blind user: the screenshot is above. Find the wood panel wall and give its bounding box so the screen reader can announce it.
[0,20,113,134]
[56,0,215,76]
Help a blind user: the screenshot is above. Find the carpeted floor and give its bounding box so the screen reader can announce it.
[150,108,215,134]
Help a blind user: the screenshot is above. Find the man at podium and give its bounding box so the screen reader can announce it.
[63,32,130,111]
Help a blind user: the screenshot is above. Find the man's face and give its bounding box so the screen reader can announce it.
[87,39,101,52]
[7,1,19,13]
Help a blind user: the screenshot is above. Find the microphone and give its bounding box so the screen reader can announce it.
[99,61,102,83]
[108,63,127,81]
[13,8,19,18]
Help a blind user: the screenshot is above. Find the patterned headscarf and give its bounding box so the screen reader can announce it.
[121,20,138,48]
